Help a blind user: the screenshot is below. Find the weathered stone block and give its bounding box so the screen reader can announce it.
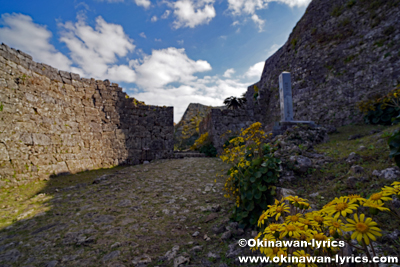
[19,133,33,145]
[32,133,52,146]
[85,107,99,116]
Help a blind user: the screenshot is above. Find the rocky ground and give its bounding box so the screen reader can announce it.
[0,158,260,267]
[1,124,400,267]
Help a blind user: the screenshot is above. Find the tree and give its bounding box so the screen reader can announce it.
[223,95,247,110]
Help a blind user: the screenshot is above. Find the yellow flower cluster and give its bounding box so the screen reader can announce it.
[190,132,209,150]
[357,84,400,113]
[253,181,400,266]
[219,122,272,205]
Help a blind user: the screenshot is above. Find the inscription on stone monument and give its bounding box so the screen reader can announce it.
[279,72,293,121]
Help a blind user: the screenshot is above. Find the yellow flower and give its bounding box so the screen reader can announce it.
[279,223,301,239]
[293,250,318,267]
[325,218,345,236]
[285,213,302,224]
[297,230,314,243]
[381,185,400,196]
[368,192,392,204]
[323,198,358,219]
[262,246,287,259]
[268,203,290,221]
[344,194,366,204]
[363,199,390,212]
[299,218,319,230]
[345,214,382,245]
[285,195,307,205]
[306,211,325,225]
[298,201,311,210]
[263,223,281,236]
[258,212,268,227]
[311,231,328,242]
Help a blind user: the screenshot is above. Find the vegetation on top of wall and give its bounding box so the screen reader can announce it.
[253,85,259,101]
[223,95,247,110]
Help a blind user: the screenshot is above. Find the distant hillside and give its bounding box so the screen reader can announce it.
[174,103,224,150]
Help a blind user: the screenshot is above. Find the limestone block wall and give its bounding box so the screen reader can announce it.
[253,0,400,129]
[0,43,174,187]
[200,0,400,151]
[199,109,255,153]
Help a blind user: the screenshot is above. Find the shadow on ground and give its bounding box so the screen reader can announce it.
[0,157,257,267]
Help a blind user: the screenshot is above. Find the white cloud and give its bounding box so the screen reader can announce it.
[220,35,227,40]
[58,16,136,82]
[151,15,158,22]
[0,13,73,71]
[161,10,171,19]
[172,0,216,29]
[177,39,184,45]
[139,32,147,38]
[223,68,235,78]
[97,0,151,7]
[227,0,310,31]
[251,14,264,32]
[155,38,162,42]
[134,0,151,8]
[132,47,211,88]
[106,65,136,82]
[99,0,124,2]
[132,76,248,122]
[228,0,310,15]
[276,0,311,7]
[244,61,264,78]
[266,43,281,57]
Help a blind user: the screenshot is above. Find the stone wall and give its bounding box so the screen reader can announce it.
[200,0,400,149]
[0,43,174,187]
[199,109,255,152]
[174,103,224,150]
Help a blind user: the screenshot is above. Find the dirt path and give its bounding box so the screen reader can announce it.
[0,158,257,267]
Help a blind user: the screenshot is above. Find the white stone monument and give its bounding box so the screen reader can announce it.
[273,72,315,136]
[279,72,294,121]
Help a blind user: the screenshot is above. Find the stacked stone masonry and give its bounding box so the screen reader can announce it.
[0,43,174,187]
[200,0,400,149]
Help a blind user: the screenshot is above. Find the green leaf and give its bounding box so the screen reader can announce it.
[255,171,262,178]
[267,171,273,176]
[246,191,253,200]
[250,176,256,183]
[254,190,262,199]
[260,167,268,174]
[245,201,254,211]
[258,185,268,191]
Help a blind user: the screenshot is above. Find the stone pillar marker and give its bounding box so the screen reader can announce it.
[279,72,293,121]
[272,71,316,136]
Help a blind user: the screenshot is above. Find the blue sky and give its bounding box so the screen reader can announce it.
[0,0,310,122]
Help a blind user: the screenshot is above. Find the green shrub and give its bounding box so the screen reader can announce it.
[230,144,280,227]
[199,143,217,157]
[364,103,400,125]
[220,123,280,227]
[358,85,400,125]
[191,132,217,157]
[388,129,400,167]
